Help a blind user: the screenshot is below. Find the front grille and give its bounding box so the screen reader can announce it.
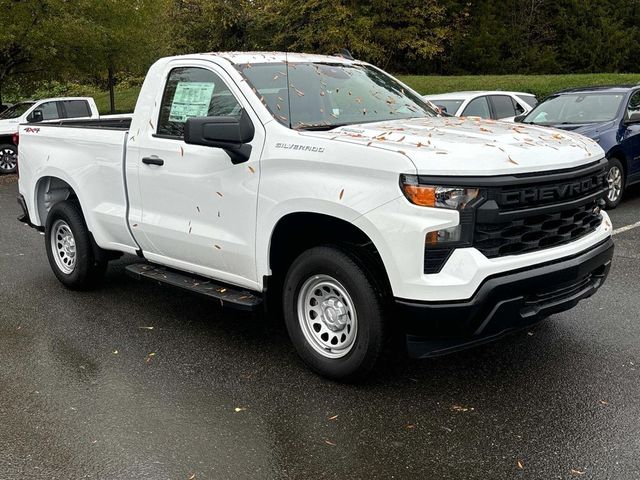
[472,160,608,259]
[474,201,603,258]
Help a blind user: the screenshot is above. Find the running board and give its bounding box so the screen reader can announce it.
[125,264,262,311]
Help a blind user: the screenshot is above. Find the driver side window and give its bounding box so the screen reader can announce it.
[157,67,242,138]
[462,96,491,119]
[628,91,640,121]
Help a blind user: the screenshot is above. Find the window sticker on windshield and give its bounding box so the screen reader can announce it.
[169,82,215,122]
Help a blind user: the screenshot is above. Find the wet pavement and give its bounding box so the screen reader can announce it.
[1,176,640,479]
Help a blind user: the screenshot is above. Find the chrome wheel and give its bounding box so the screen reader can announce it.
[297,274,358,359]
[51,220,77,274]
[607,165,623,203]
[0,146,17,173]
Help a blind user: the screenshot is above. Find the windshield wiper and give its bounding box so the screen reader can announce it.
[296,124,350,131]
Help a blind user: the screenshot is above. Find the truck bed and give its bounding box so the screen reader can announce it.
[44,116,132,130]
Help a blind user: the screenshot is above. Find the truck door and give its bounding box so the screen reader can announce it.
[130,63,264,290]
[623,90,640,176]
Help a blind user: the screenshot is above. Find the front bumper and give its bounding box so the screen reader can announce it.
[397,237,614,358]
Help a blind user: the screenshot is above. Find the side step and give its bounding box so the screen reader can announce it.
[125,264,262,311]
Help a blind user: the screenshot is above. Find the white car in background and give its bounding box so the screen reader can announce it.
[0,97,100,174]
[423,91,538,122]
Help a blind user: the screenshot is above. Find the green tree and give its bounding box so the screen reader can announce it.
[0,0,62,104]
[54,0,170,112]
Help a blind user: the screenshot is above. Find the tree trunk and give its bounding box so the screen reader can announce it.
[108,66,116,114]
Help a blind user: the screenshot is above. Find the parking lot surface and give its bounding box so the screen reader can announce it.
[1,176,640,479]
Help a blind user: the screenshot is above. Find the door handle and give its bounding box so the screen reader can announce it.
[142,157,164,166]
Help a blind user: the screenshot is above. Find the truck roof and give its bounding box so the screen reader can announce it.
[192,51,362,65]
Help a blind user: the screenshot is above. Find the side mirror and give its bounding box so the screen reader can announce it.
[625,112,640,124]
[514,114,526,123]
[29,109,44,123]
[184,109,255,164]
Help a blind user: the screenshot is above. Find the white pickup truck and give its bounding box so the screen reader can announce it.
[0,97,100,174]
[17,52,614,380]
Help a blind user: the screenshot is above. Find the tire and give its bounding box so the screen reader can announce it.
[0,144,17,174]
[604,158,625,209]
[283,245,386,381]
[45,200,108,289]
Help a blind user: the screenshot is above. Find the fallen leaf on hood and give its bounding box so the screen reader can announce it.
[248,166,255,174]
[508,156,519,165]
[479,127,492,133]
[339,189,345,200]
[452,405,474,412]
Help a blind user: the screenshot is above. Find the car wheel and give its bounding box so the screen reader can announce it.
[283,245,386,381]
[0,144,17,174]
[45,200,108,289]
[605,158,625,209]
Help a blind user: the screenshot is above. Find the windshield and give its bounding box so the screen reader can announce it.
[431,99,464,115]
[0,102,34,120]
[524,93,624,125]
[238,62,437,130]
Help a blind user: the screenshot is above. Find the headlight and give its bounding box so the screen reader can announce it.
[400,175,479,209]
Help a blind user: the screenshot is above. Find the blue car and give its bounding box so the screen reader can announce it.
[518,85,640,208]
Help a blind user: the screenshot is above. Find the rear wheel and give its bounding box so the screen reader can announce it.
[605,158,624,209]
[0,144,17,174]
[283,245,386,381]
[45,201,108,289]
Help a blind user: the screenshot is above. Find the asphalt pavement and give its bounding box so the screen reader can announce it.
[1,175,640,479]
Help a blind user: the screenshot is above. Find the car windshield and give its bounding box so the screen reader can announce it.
[524,92,624,125]
[238,62,437,130]
[431,99,464,115]
[0,102,34,120]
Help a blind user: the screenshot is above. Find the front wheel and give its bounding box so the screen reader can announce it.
[283,246,386,381]
[0,144,17,174]
[605,158,625,209]
[45,201,108,289]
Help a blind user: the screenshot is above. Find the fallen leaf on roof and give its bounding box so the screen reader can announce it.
[339,189,344,200]
[214,245,222,250]
[248,166,255,174]
[452,405,474,412]
[216,192,223,197]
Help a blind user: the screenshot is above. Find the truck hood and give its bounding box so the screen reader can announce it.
[301,117,604,176]
[552,120,615,139]
[0,118,20,135]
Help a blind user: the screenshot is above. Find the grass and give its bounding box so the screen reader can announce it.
[398,73,640,99]
[90,73,640,115]
[94,88,141,115]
